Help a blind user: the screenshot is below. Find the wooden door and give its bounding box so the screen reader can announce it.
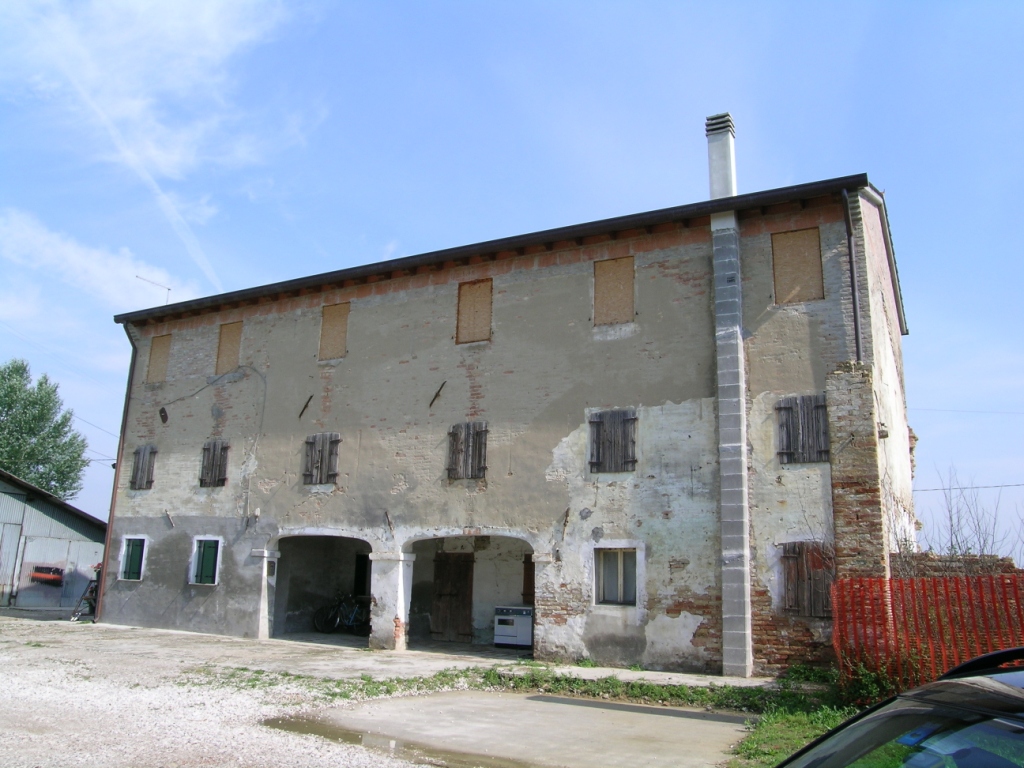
[430,552,474,642]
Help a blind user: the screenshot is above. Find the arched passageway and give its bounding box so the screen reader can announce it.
[272,535,372,639]
[408,535,534,648]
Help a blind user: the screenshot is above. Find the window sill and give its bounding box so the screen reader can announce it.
[592,322,637,341]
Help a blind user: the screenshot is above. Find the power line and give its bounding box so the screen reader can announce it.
[72,414,119,438]
[910,407,1024,416]
[914,483,1024,493]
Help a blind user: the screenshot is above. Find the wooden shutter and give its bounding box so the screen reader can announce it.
[777,395,828,464]
[470,422,487,479]
[201,440,228,487]
[131,445,157,489]
[590,409,637,473]
[195,540,219,584]
[447,425,464,479]
[782,541,833,618]
[303,435,317,484]
[326,432,341,483]
[143,445,157,489]
[123,539,144,580]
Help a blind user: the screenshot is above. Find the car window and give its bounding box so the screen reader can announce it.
[785,698,1024,768]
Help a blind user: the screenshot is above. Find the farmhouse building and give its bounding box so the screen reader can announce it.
[99,115,913,676]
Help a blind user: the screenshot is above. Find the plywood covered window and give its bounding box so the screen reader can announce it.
[772,228,824,304]
[215,321,243,375]
[121,538,146,581]
[447,421,488,480]
[589,409,637,473]
[781,541,833,618]
[146,334,172,383]
[129,444,157,490]
[594,256,634,325]
[776,394,829,464]
[456,280,492,344]
[200,439,229,487]
[303,432,341,485]
[596,548,637,606]
[319,303,349,360]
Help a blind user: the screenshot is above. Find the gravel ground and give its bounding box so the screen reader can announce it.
[0,618,413,768]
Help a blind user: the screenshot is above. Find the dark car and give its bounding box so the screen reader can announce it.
[776,648,1024,768]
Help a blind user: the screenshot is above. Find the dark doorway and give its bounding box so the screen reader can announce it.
[430,552,474,642]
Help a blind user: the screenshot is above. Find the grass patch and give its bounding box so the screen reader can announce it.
[728,707,855,768]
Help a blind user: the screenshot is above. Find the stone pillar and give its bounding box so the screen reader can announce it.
[250,547,280,640]
[827,362,890,579]
[368,552,416,650]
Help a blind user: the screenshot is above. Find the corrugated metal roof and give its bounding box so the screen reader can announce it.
[0,468,106,529]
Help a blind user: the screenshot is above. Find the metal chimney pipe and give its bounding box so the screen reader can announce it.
[706,113,737,200]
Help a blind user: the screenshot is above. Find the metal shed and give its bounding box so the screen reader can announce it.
[0,469,106,609]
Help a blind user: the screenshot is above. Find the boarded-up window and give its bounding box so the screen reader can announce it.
[200,439,229,487]
[456,280,492,344]
[447,421,488,479]
[594,256,634,325]
[781,541,833,618]
[589,409,637,473]
[772,228,824,304]
[147,334,172,383]
[776,394,829,463]
[596,548,637,605]
[122,538,145,580]
[319,303,349,360]
[215,322,243,375]
[129,445,157,490]
[303,432,341,485]
[193,539,220,585]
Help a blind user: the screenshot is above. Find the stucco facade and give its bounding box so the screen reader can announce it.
[99,123,912,675]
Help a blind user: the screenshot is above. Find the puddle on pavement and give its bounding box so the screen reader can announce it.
[263,715,537,768]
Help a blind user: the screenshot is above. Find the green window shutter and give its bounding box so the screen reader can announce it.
[123,539,144,580]
[195,540,219,584]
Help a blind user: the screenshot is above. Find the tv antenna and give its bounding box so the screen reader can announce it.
[136,275,171,305]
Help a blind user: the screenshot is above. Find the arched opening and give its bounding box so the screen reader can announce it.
[408,535,534,653]
[272,535,373,644]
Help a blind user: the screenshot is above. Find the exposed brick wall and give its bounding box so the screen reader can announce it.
[751,574,833,673]
[652,585,723,672]
[827,362,889,579]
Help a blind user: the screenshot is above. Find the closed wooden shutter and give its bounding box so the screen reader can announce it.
[447,422,487,480]
[130,445,157,490]
[303,432,341,484]
[195,540,219,584]
[777,395,829,464]
[590,409,636,473]
[447,424,465,480]
[201,440,228,487]
[470,422,487,478]
[123,539,145,580]
[781,541,833,618]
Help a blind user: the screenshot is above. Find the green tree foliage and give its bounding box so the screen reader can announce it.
[0,359,89,500]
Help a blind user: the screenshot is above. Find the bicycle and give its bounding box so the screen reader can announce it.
[313,594,370,635]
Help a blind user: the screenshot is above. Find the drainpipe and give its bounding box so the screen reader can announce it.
[841,189,863,363]
[94,323,138,622]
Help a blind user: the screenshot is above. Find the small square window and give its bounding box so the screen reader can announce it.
[589,409,637,473]
[129,445,157,490]
[121,538,146,581]
[447,421,488,480]
[596,548,637,606]
[200,440,229,487]
[192,539,221,585]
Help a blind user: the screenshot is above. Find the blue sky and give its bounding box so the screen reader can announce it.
[1,1,1021,553]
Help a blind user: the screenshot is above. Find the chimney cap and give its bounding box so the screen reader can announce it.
[705,113,735,137]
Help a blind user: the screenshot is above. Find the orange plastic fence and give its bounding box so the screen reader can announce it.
[832,575,1024,688]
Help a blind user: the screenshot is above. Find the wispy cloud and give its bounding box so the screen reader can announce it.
[0,208,199,311]
[0,0,291,291]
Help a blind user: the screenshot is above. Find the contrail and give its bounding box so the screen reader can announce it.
[65,74,224,294]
